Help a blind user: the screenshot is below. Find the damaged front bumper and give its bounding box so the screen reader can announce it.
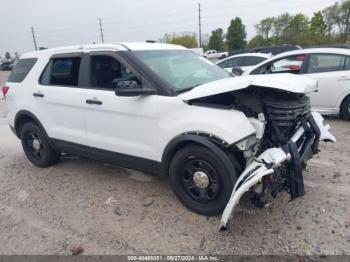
[219,112,336,230]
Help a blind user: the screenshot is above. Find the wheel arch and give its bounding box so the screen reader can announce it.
[14,110,49,140]
[161,132,239,177]
[340,93,350,110]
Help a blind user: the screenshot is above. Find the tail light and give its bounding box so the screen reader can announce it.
[2,86,9,99]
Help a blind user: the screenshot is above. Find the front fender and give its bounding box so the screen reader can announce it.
[161,133,237,177]
[155,103,256,161]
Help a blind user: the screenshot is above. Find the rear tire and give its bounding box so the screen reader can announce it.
[20,122,60,167]
[169,145,237,216]
[340,96,350,120]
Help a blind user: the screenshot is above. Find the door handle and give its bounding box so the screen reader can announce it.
[33,92,44,98]
[86,98,103,105]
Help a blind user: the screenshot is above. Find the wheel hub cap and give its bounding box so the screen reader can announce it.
[193,171,210,189]
[32,139,41,151]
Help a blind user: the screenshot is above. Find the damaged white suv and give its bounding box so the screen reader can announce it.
[4,43,336,230]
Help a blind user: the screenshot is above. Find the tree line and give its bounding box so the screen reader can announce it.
[160,0,350,51]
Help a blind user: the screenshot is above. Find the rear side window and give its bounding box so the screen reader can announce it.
[241,56,266,66]
[306,54,346,74]
[8,58,37,83]
[40,57,81,86]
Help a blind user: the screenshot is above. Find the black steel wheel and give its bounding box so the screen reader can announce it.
[169,145,237,216]
[21,122,60,167]
[180,158,221,204]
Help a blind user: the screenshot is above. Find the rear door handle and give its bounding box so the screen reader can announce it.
[86,98,103,105]
[33,92,44,98]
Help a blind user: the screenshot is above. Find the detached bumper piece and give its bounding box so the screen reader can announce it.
[219,112,335,231]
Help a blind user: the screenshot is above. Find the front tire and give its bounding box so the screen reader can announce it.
[340,96,350,120]
[169,145,237,216]
[20,122,60,167]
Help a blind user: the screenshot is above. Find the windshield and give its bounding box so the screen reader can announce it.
[132,50,230,91]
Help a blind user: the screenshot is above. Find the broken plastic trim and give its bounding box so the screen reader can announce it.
[219,112,335,231]
[219,147,291,231]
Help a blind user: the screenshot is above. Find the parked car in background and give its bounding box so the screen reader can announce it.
[243,48,350,119]
[0,61,14,71]
[217,53,271,73]
[251,44,302,55]
[3,42,335,229]
[203,50,228,59]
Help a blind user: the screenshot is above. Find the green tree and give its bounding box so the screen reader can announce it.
[286,13,309,34]
[272,13,292,37]
[248,35,271,48]
[226,17,247,50]
[208,28,225,51]
[5,52,11,59]
[255,17,275,40]
[323,4,337,36]
[310,11,327,35]
[160,33,198,48]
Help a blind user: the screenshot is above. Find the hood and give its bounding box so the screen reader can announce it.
[178,74,318,101]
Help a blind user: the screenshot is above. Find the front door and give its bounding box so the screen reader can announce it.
[81,52,158,160]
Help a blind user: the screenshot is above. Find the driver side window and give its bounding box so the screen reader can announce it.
[256,55,305,75]
[90,55,137,89]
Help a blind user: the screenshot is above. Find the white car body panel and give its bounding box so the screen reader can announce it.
[244,48,350,115]
[179,74,318,101]
[82,90,256,161]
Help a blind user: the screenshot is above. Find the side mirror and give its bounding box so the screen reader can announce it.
[114,80,156,97]
[231,66,243,76]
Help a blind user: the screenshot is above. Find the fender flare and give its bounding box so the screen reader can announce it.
[161,133,237,180]
[14,110,54,146]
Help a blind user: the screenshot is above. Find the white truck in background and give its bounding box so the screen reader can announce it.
[203,50,228,59]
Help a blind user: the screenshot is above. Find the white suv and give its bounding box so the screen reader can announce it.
[3,42,335,229]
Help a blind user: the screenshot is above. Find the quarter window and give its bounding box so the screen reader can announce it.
[306,54,346,73]
[8,58,37,83]
[40,57,81,86]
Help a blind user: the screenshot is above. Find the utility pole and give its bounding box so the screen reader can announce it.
[198,3,202,48]
[98,18,104,43]
[31,27,38,51]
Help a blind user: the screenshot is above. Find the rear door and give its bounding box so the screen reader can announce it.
[304,53,350,113]
[35,53,87,144]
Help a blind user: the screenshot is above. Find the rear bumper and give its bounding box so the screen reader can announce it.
[219,112,336,230]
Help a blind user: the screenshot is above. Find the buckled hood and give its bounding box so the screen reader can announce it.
[178,74,318,101]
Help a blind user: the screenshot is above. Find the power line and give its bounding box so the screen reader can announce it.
[31,27,38,51]
[99,18,104,43]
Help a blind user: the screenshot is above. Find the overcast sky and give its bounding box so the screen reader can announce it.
[0,0,337,56]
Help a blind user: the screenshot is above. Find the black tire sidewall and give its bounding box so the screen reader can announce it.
[169,145,236,216]
[341,96,350,120]
[20,122,59,167]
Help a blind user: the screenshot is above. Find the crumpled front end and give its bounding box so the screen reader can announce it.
[219,112,336,230]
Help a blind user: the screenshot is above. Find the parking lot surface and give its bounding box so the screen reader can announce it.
[0,70,349,255]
